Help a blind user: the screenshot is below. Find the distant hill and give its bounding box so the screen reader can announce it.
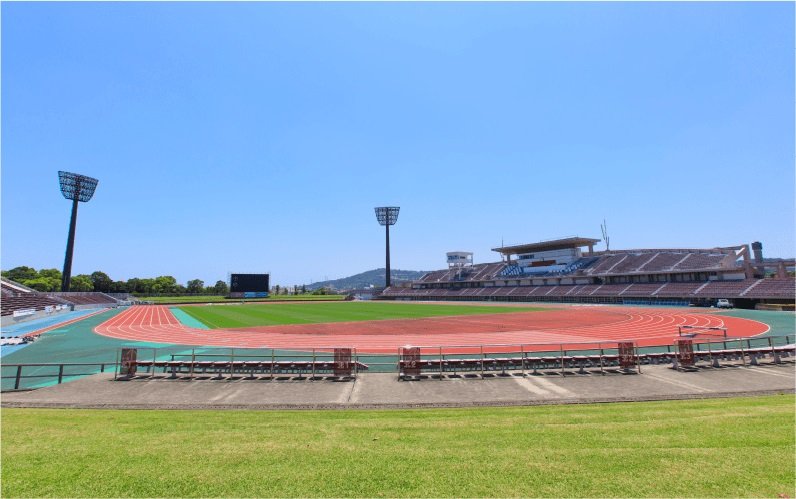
[307,269,429,291]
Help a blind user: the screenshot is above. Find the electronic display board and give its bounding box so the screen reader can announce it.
[230,273,270,293]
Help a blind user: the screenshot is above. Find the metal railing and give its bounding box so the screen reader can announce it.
[2,362,112,391]
[3,335,792,390]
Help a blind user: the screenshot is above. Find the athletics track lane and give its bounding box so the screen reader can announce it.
[93,305,770,353]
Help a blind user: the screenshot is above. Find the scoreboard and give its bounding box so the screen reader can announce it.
[229,273,270,298]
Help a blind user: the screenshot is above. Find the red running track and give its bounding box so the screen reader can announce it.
[94,305,770,353]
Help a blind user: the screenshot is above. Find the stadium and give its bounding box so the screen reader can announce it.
[2,196,794,498]
[2,2,794,498]
[2,232,794,384]
[383,238,795,307]
[2,232,795,496]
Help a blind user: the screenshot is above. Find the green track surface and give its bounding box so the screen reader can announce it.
[169,307,210,329]
[2,395,793,498]
[0,309,187,390]
[177,302,544,329]
[718,308,796,337]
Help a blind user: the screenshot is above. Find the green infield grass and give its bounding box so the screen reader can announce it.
[2,395,793,497]
[139,294,346,304]
[176,302,543,328]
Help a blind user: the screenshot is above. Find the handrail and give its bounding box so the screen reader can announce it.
[2,362,112,391]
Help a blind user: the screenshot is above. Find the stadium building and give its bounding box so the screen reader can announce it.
[382,237,795,309]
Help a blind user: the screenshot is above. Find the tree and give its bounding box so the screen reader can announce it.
[301,284,307,294]
[71,275,94,292]
[90,271,113,293]
[153,276,177,294]
[2,266,38,283]
[187,279,204,294]
[213,280,229,295]
[39,268,63,281]
[22,277,59,292]
[126,278,141,293]
[274,284,281,296]
[138,278,155,294]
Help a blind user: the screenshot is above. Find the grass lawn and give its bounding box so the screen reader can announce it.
[176,302,544,328]
[140,294,346,304]
[2,395,793,497]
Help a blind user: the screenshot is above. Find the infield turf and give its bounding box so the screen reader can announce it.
[140,294,346,304]
[2,395,793,498]
[177,302,544,329]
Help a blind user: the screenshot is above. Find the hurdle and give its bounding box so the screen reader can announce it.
[678,325,728,339]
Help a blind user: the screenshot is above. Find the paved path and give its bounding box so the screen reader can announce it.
[2,363,793,410]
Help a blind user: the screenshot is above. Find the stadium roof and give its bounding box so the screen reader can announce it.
[492,237,601,255]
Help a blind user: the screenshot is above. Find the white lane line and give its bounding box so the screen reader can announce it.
[744,367,796,379]
[644,372,712,393]
[513,377,551,396]
[532,376,575,396]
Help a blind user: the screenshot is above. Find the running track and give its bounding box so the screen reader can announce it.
[94,305,770,354]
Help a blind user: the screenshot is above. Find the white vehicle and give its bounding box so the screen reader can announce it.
[716,299,732,308]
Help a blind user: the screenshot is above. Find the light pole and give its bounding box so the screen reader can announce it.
[58,171,99,291]
[374,207,400,288]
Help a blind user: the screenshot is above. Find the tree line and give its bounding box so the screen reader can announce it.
[1,266,229,295]
[2,266,332,296]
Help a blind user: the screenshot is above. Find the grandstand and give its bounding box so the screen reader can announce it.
[382,237,795,308]
[1,278,125,326]
[48,292,122,306]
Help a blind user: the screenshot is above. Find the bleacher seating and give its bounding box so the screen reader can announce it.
[582,254,626,275]
[620,283,666,296]
[499,265,524,277]
[741,279,796,299]
[49,292,119,306]
[386,243,790,304]
[1,279,71,316]
[692,280,755,298]
[650,282,707,297]
[384,277,795,302]
[418,263,507,284]
[673,253,729,271]
[1,279,124,317]
[579,250,733,276]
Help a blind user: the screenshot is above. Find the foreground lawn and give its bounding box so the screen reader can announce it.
[140,294,346,304]
[2,395,793,498]
[177,301,543,328]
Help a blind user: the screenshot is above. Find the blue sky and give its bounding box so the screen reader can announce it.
[2,2,794,286]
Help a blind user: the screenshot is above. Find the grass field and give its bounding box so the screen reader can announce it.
[2,395,793,497]
[177,302,543,328]
[140,294,346,304]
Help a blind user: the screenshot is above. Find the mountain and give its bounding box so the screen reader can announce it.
[307,269,429,291]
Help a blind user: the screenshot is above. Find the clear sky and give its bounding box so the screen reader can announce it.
[2,2,794,287]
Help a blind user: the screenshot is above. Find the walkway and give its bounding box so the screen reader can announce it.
[3,363,793,410]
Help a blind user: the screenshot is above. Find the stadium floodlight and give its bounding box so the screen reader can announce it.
[374,207,400,288]
[58,171,99,291]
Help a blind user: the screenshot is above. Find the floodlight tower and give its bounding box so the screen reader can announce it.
[374,207,400,288]
[58,171,99,291]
